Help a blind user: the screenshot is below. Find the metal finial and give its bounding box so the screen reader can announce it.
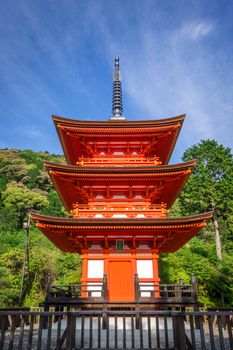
[115,56,120,69]
[109,57,126,121]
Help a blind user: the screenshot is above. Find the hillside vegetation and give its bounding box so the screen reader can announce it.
[0,141,232,307]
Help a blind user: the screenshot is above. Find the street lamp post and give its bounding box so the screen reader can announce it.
[19,215,31,305]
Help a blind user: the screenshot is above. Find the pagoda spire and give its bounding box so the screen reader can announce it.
[109,57,126,121]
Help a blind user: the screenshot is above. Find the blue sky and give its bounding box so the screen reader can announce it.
[0,0,232,163]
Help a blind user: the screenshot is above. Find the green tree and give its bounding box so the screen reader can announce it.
[1,181,48,226]
[180,140,233,260]
[42,189,67,217]
[0,207,19,233]
[0,149,71,306]
[35,169,52,191]
[0,266,20,306]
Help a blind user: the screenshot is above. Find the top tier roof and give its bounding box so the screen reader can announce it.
[53,114,185,165]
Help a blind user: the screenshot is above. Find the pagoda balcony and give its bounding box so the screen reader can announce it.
[43,274,198,308]
[71,202,168,218]
[76,155,161,166]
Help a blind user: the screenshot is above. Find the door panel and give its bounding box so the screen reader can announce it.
[109,260,134,301]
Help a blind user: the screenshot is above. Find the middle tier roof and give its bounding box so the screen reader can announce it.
[45,160,196,211]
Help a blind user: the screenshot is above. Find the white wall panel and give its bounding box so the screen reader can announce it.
[87,283,102,297]
[139,283,154,297]
[87,260,104,278]
[136,260,153,278]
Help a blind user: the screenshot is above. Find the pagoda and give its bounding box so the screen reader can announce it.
[30,58,212,305]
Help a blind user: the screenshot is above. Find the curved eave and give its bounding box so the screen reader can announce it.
[52,114,185,128]
[30,211,213,254]
[53,114,185,165]
[44,160,196,174]
[30,211,213,225]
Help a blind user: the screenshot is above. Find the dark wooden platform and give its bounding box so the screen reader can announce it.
[42,274,199,311]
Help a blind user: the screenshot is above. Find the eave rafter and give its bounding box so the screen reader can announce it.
[57,123,180,135]
[36,222,207,231]
[65,232,175,251]
[31,211,212,254]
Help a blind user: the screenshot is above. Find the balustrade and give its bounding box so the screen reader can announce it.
[76,155,161,166]
[71,202,168,218]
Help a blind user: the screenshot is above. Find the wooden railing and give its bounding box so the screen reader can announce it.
[0,309,232,349]
[45,275,108,305]
[71,202,168,218]
[47,284,104,299]
[44,274,198,307]
[77,155,161,166]
[137,283,196,303]
[134,274,199,305]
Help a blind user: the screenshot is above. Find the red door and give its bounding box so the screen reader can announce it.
[109,260,134,301]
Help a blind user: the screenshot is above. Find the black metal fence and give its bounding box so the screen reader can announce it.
[0,310,232,349]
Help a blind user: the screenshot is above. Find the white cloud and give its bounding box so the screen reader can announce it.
[89,10,231,159]
[178,19,215,40]
[17,125,41,138]
[0,1,232,158]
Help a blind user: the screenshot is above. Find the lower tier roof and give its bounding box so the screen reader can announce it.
[30,211,212,254]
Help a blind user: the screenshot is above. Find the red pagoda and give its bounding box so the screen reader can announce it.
[30,58,212,306]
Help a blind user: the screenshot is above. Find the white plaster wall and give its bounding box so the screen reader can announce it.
[139,283,154,297]
[87,260,104,278]
[87,283,102,297]
[136,260,153,278]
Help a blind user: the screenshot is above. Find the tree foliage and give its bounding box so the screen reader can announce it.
[179,140,233,259]
[0,145,232,307]
[160,140,233,305]
[180,140,233,218]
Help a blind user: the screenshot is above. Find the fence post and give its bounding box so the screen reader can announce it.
[102,273,108,329]
[134,274,140,329]
[173,314,186,350]
[0,316,7,349]
[163,284,168,299]
[45,273,52,302]
[103,273,108,302]
[191,273,200,329]
[191,273,198,304]
[134,273,139,302]
[42,274,51,330]
[66,312,76,350]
